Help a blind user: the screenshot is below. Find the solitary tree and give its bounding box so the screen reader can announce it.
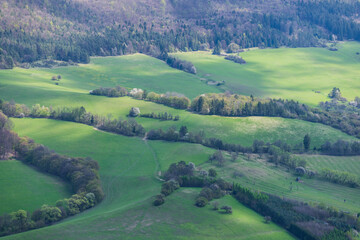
[303,134,311,151]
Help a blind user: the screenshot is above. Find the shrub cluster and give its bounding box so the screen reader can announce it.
[90,86,128,97]
[157,53,197,74]
[195,180,231,208]
[140,112,180,121]
[320,169,360,188]
[146,92,191,109]
[224,55,246,64]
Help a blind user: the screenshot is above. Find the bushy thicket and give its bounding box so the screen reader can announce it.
[320,169,360,188]
[140,112,180,121]
[157,53,197,74]
[90,86,128,97]
[146,92,191,109]
[224,55,246,64]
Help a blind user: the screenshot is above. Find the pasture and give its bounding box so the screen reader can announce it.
[0,160,71,214]
[0,48,357,148]
[173,41,360,106]
[300,154,360,175]
[5,118,294,240]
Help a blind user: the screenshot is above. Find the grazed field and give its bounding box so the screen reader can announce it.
[173,42,360,106]
[300,154,360,175]
[5,118,294,240]
[0,160,71,214]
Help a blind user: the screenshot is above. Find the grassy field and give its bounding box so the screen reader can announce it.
[0,54,218,103]
[0,160,71,215]
[300,154,360,175]
[3,118,294,239]
[200,154,360,213]
[173,41,360,106]
[0,49,357,148]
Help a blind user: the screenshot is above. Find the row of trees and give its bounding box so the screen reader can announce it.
[232,183,359,240]
[90,86,128,97]
[3,98,360,157]
[145,92,191,109]
[140,112,180,121]
[0,101,145,137]
[321,140,360,156]
[89,86,191,110]
[224,55,246,64]
[157,52,197,74]
[190,93,360,138]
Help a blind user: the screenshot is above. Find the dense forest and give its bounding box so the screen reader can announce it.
[1,0,360,68]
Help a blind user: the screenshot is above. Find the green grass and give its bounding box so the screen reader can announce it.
[0,50,356,148]
[173,41,360,106]
[5,118,294,239]
[300,154,360,175]
[0,160,71,215]
[0,54,219,103]
[200,154,360,213]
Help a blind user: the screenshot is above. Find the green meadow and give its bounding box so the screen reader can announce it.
[300,154,360,175]
[200,154,360,213]
[0,160,71,214]
[173,41,360,106]
[1,42,360,239]
[5,118,293,240]
[0,44,357,148]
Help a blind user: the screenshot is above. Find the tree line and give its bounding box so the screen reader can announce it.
[157,52,197,74]
[89,86,360,140]
[140,112,180,121]
[191,93,360,138]
[90,86,128,97]
[0,100,145,137]
[0,110,104,237]
[4,98,360,158]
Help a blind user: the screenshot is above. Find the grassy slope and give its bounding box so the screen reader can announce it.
[6,118,293,240]
[173,41,360,106]
[0,54,219,102]
[300,155,360,175]
[0,51,356,147]
[0,160,71,215]
[200,154,360,213]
